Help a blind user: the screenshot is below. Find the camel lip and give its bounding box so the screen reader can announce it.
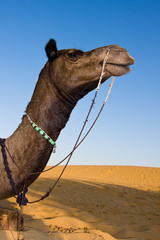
[103,64,131,78]
[105,63,131,70]
[105,54,135,67]
[91,64,131,82]
[106,61,134,67]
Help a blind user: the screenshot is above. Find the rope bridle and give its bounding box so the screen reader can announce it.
[0,49,115,207]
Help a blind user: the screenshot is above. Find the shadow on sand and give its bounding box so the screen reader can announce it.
[0,177,160,239]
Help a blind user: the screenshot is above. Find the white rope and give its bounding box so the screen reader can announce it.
[104,76,115,103]
[96,49,110,91]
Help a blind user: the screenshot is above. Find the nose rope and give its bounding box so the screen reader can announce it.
[104,76,115,103]
[96,49,110,91]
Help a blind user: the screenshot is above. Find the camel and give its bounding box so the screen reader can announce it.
[0,39,134,230]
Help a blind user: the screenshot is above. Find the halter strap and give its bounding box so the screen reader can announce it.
[25,114,56,151]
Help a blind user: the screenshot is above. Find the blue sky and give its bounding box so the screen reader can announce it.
[0,0,160,167]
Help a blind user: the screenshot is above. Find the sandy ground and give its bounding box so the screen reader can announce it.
[0,165,160,240]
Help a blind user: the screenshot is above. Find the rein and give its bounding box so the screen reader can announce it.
[0,51,115,207]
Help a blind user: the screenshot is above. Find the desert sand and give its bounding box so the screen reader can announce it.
[0,165,160,240]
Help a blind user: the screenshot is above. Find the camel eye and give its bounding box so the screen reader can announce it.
[67,50,83,62]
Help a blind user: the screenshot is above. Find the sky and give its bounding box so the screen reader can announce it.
[0,0,160,167]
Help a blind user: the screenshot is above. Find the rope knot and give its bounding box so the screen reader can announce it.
[17,188,28,206]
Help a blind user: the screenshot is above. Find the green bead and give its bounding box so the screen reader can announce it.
[39,130,44,135]
[32,123,36,128]
[49,139,54,145]
[30,119,56,149]
[35,126,40,131]
[44,134,49,140]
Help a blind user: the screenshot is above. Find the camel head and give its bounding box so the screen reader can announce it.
[45,39,134,102]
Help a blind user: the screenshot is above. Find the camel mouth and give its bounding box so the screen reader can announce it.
[103,52,135,77]
[103,55,135,77]
[104,63,131,77]
[89,59,134,86]
[87,63,131,86]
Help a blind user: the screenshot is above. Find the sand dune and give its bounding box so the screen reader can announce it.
[0,165,160,240]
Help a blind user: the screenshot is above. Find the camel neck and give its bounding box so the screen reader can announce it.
[2,64,76,197]
[25,63,76,141]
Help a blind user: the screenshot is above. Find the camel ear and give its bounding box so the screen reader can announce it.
[45,39,58,61]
